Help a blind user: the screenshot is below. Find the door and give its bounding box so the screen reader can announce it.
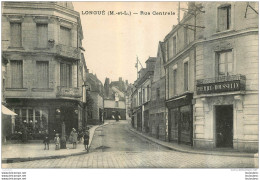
[216,105,233,148]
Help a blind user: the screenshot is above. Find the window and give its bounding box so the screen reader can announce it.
[184,62,189,91]
[217,51,233,76]
[173,36,177,56]
[173,69,177,95]
[36,61,49,88]
[115,101,119,107]
[10,60,23,88]
[37,24,48,48]
[139,92,142,105]
[143,89,145,103]
[156,88,160,99]
[184,27,188,46]
[60,26,71,46]
[60,63,72,87]
[147,85,150,101]
[218,5,231,31]
[10,23,22,47]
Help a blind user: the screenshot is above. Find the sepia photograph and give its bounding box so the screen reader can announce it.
[0,1,259,179]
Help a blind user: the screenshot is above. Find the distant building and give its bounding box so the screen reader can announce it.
[86,72,104,125]
[2,2,86,139]
[103,77,128,120]
[149,42,167,140]
[132,57,156,132]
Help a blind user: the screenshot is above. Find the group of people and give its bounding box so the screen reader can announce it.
[43,128,90,152]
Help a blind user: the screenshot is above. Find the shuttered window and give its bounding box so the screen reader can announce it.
[60,63,72,87]
[60,26,71,46]
[36,61,49,88]
[173,69,177,95]
[184,62,189,91]
[10,23,22,47]
[173,36,177,57]
[218,5,231,31]
[10,60,23,88]
[37,24,48,48]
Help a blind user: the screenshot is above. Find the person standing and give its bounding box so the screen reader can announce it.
[43,133,50,150]
[83,130,90,152]
[70,128,78,149]
[54,133,60,150]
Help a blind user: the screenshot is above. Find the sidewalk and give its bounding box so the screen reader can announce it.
[129,126,258,158]
[2,122,109,163]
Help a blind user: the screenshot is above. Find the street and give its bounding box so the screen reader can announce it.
[2,121,256,168]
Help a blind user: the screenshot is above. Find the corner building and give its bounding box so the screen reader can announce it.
[194,2,258,152]
[2,2,86,138]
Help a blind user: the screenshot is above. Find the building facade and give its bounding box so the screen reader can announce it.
[149,42,167,140]
[103,78,128,120]
[86,72,104,125]
[2,2,86,139]
[193,2,258,152]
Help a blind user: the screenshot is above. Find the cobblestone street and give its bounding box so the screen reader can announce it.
[2,121,256,168]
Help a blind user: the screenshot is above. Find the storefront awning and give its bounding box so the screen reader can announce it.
[1,105,17,115]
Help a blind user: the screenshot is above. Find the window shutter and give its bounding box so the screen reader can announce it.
[10,23,21,47]
[37,24,48,48]
[37,61,49,88]
[11,61,23,88]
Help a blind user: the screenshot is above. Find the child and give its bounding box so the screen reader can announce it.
[43,134,50,150]
[54,133,60,150]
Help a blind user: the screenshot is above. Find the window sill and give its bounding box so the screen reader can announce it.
[213,29,236,36]
[5,88,27,91]
[7,47,24,50]
[34,47,50,50]
[31,88,54,92]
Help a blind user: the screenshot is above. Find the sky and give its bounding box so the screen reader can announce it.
[73,2,186,84]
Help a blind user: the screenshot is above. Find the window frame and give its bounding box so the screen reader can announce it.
[10,22,22,48]
[217,4,232,32]
[10,60,23,88]
[36,23,48,48]
[216,50,233,76]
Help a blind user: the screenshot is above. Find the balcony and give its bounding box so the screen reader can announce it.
[56,44,80,60]
[57,86,81,98]
[196,74,246,95]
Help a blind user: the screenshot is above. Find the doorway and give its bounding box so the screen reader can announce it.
[215,105,233,148]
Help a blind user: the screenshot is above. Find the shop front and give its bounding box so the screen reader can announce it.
[166,93,193,146]
[5,98,82,140]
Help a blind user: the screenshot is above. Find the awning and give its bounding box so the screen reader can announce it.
[1,105,17,115]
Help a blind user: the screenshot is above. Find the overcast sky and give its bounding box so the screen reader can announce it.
[73,2,186,84]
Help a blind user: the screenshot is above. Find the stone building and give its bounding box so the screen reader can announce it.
[164,4,198,145]
[103,78,128,120]
[2,2,86,139]
[193,2,258,152]
[149,42,167,140]
[132,57,156,132]
[86,72,104,125]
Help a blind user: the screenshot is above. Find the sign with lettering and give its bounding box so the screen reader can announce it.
[197,80,242,95]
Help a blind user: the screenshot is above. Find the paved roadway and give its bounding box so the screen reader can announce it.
[2,121,256,168]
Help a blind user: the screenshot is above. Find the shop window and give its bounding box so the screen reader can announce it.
[36,61,49,88]
[37,24,48,48]
[60,63,72,87]
[60,26,71,46]
[10,22,22,47]
[217,50,233,76]
[10,60,23,88]
[218,5,231,31]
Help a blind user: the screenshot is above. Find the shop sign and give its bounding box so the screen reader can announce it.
[197,80,241,95]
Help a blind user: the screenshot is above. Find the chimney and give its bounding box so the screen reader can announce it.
[119,77,122,82]
[126,80,128,85]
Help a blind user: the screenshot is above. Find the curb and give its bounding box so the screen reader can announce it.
[129,128,256,158]
[2,123,110,164]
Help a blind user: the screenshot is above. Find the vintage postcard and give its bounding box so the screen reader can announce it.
[1,1,259,179]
